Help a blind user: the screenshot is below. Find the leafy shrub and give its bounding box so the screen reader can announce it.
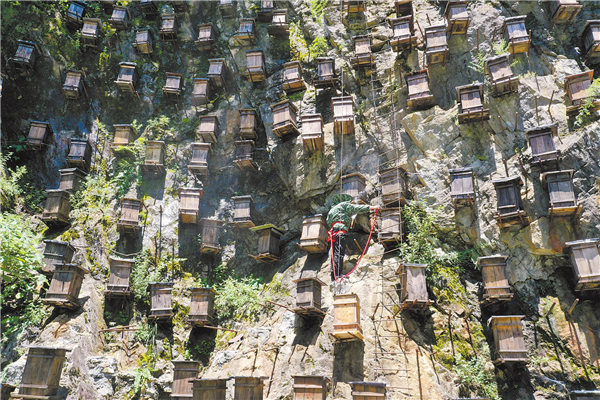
[575,78,600,128]
[0,153,46,212]
[290,22,309,63]
[112,139,145,198]
[214,276,266,322]
[309,36,329,59]
[70,174,113,226]
[309,0,329,22]
[454,354,499,400]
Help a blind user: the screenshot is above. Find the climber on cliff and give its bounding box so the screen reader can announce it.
[327,193,379,281]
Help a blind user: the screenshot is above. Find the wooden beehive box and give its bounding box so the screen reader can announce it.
[197,116,220,143]
[179,188,203,224]
[80,18,102,50]
[234,140,257,171]
[200,219,224,255]
[492,176,529,227]
[580,20,600,59]
[548,0,582,25]
[115,62,139,94]
[543,170,580,217]
[378,207,402,248]
[331,293,363,342]
[379,166,408,206]
[502,16,530,55]
[390,17,416,52]
[188,142,212,178]
[444,1,470,35]
[332,96,355,135]
[292,376,326,400]
[569,391,600,400]
[143,141,166,173]
[314,57,338,89]
[159,14,178,42]
[457,82,490,124]
[300,114,324,152]
[351,36,374,68]
[489,315,527,364]
[235,18,256,45]
[449,167,475,207]
[268,9,289,36]
[188,287,217,327]
[525,124,560,171]
[67,138,92,173]
[117,198,142,233]
[271,99,300,139]
[149,282,174,322]
[258,0,274,21]
[208,58,227,90]
[246,50,266,83]
[172,361,199,400]
[485,54,519,97]
[172,0,188,13]
[219,0,236,18]
[191,379,228,400]
[42,240,76,277]
[140,0,159,15]
[113,124,137,147]
[42,190,71,227]
[109,6,129,30]
[43,263,89,309]
[9,40,39,77]
[349,382,386,400]
[27,120,53,149]
[478,255,513,305]
[134,29,153,54]
[191,78,211,107]
[195,23,216,51]
[343,0,365,14]
[565,239,600,292]
[282,61,306,93]
[66,1,86,28]
[397,263,431,311]
[11,347,67,399]
[234,377,264,400]
[232,196,254,228]
[425,24,449,65]
[342,173,367,203]
[63,70,87,100]
[240,109,259,140]
[405,69,435,110]
[163,72,183,102]
[249,225,285,262]
[293,277,326,318]
[106,257,133,297]
[395,0,413,18]
[59,168,86,193]
[300,215,328,254]
[565,71,600,117]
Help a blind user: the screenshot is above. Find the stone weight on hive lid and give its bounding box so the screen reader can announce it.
[188,287,217,327]
[331,293,363,342]
[249,224,285,262]
[10,347,68,400]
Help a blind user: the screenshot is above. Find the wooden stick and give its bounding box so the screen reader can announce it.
[535,96,539,123]
[201,325,241,333]
[514,111,519,131]
[100,325,136,332]
[568,298,579,315]
[498,116,506,133]
[503,158,509,177]
[426,14,431,26]
[416,348,424,400]
[544,301,556,318]
[448,313,455,360]
[416,20,425,42]
[353,239,363,254]
[548,90,555,113]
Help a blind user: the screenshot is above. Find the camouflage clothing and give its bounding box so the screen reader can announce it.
[326,201,371,231]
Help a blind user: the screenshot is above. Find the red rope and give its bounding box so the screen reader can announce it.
[335,208,379,283]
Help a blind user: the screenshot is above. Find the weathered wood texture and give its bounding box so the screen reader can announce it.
[424,24,449,65]
[314,57,338,89]
[485,54,519,97]
[449,167,475,207]
[10,347,67,399]
[134,29,153,54]
[542,170,579,217]
[240,109,259,140]
[66,1,86,28]
[159,14,178,42]
[235,18,256,45]
[351,36,374,68]
[106,257,134,297]
[548,0,582,24]
[271,100,299,139]
[115,62,139,93]
[489,315,527,364]
[232,196,254,228]
[267,9,289,36]
[246,50,266,82]
[342,0,365,14]
[331,293,363,342]
[293,278,326,318]
[67,138,92,172]
[234,377,264,400]
[149,282,174,321]
[113,124,137,147]
[300,215,328,253]
[332,96,355,135]
[565,71,600,116]
[179,188,203,224]
[197,116,220,143]
[565,239,600,292]
[43,264,88,309]
[379,166,408,206]
[234,140,257,171]
[117,198,142,233]
[282,61,305,93]
[503,16,530,54]
[390,17,416,52]
[192,78,211,107]
[42,240,76,277]
[191,379,227,400]
[525,124,560,171]
[196,24,216,51]
[188,287,217,327]
[456,83,490,124]
[349,382,387,400]
[250,226,284,262]
[163,72,183,101]
[143,141,166,173]
[292,376,326,400]
[405,69,435,110]
[63,70,86,100]
[109,6,129,30]
[580,20,600,59]
[171,361,199,400]
[42,190,71,227]
[395,0,413,18]
[200,219,224,255]
[188,142,212,177]
[9,40,39,77]
[398,263,430,311]
[377,207,402,247]
[445,1,470,35]
[59,168,86,193]
[80,18,102,49]
[491,176,529,227]
[27,120,53,148]
[478,256,513,305]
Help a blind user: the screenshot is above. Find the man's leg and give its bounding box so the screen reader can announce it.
[332,232,346,280]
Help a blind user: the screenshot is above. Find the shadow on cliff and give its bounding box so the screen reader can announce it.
[333,341,364,386]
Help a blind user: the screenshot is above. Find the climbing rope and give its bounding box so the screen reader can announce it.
[331,208,379,284]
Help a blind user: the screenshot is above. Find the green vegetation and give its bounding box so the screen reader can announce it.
[454,354,500,400]
[113,139,145,198]
[575,77,600,128]
[309,0,329,22]
[70,174,113,227]
[0,213,49,346]
[1,153,46,213]
[309,36,329,59]
[290,22,310,63]
[469,39,515,75]
[214,276,266,322]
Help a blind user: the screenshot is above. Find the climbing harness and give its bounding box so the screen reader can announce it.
[330,208,379,284]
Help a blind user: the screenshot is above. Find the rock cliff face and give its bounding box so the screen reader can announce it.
[1,1,600,399]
